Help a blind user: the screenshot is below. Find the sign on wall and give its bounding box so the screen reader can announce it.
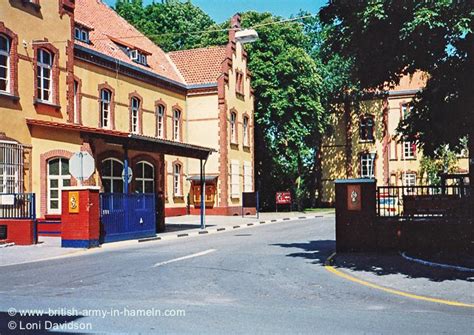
[347,185,362,211]
[68,191,79,214]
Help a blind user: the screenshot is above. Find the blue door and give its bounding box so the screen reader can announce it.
[100,193,156,243]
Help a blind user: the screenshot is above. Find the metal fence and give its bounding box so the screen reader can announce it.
[0,193,36,219]
[377,185,471,219]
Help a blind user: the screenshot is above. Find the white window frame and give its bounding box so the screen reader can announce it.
[135,161,154,194]
[243,161,252,192]
[230,160,240,198]
[100,89,111,128]
[101,158,123,193]
[243,116,249,146]
[403,141,415,159]
[360,154,375,178]
[0,34,10,93]
[403,172,416,187]
[173,163,182,196]
[230,112,237,144]
[47,158,71,214]
[37,49,53,102]
[173,109,181,141]
[0,141,23,194]
[156,104,165,138]
[131,97,140,134]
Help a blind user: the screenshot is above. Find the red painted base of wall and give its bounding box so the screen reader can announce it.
[0,219,36,245]
[165,206,257,217]
[37,217,61,237]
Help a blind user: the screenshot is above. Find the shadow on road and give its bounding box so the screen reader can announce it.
[273,239,473,283]
[272,240,335,266]
[165,224,215,233]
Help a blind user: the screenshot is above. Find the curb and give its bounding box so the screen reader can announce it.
[400,252,474,273]
[138,215,323,243]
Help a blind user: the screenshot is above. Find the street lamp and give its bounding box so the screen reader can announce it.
[235,29,259,44]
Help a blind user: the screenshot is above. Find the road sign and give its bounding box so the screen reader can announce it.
[69,152,95,183]
[276,192,291,205]
[122,167,133,184]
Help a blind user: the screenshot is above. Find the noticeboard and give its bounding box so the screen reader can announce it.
[276,192,291,205]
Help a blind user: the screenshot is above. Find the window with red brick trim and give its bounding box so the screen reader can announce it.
[173,108,181,141]
[156,104,166,139]
[33,42,59,105]
[243,115,250,147]
[0,23,19,97]
[0,35,11,93]
[230,111,237,144]
[100,89,112,128]
[172,161,183,196]
[130,96,141,134]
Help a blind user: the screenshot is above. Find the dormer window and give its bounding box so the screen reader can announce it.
[74,26,90,43]
[129,49,147,66]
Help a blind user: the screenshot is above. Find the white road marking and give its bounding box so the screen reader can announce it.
[152,249,217,268]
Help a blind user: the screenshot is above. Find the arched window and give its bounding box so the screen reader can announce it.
[243,116,249,146]
[130,97,140,134]
[37,49,53,102]
[173,109,181,141]
[47,158,70,214]
[101,158,123,193]
[135,161,154,193]
[173,162,182,196]
[230,111,237,144]
[156,104,165,138]
[360,116,374,141]
[0,34,10,93]
[100,89,111,128]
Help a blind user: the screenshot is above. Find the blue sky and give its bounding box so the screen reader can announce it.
[103,0,328,23]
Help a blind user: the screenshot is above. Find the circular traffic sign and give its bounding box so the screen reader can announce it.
[122,167,133,184]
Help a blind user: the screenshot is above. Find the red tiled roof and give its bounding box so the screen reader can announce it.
[168,46,227,85]
[75,0,184,84]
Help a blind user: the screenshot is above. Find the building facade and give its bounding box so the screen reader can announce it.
[0,0,254,234]
[320,72,469,205]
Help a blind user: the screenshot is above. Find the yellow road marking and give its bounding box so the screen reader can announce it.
[324,265,474,308]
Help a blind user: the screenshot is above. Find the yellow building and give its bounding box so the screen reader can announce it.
[320,72,469,206]
[0,0,255,235]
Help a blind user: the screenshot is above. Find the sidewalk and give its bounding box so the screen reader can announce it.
[331,252,474,305]
[0,210,334,267]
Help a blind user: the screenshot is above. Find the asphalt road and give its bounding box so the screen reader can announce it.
[0,217,472,334]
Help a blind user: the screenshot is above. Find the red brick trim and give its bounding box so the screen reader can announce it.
[154,99,167,138]
[33,40,60,105]
[39,149,73,218]
[67,75,82,124]
[128,91,143,134]
[59,0,75,16]
[98,82,115,129]
[172,104,183,141]
[0,22,19,97]
[171,159,184,197]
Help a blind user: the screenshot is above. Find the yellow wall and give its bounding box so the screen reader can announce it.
[0,1,71,145]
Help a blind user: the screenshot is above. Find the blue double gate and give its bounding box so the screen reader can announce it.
[99,193,156,243]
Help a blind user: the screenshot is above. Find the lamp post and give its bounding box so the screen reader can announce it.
[370,150,377,179]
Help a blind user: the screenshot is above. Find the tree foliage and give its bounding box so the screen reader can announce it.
[115,0,221,52]
[320,0,473,155]
[114,2,333,209]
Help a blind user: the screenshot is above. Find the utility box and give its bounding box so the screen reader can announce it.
[61,187,100,248]
[335,179,377,252]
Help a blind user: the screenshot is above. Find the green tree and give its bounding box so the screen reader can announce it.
[115,0,219,52]
[419,145,460,185]
[239,12,328,210]
[320,0,473,178]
